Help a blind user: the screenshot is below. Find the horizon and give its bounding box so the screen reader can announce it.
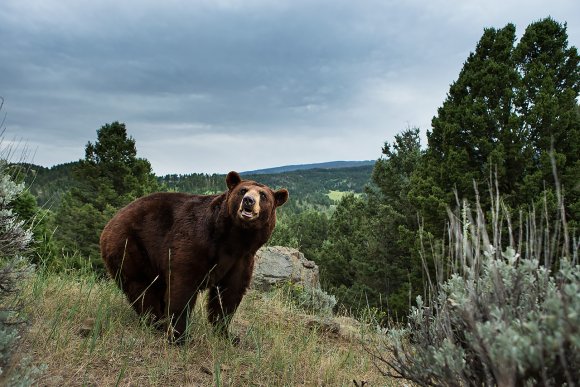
[22,156,376,176]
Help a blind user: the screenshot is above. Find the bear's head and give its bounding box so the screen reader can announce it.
[225,171,288,229]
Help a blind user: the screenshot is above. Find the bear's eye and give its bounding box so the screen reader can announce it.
[260,192,267,200]
[239,188,248,196]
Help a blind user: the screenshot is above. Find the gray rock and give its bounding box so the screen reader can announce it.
[251,246,320,291]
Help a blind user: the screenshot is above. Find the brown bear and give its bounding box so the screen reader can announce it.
[100,171,288,342]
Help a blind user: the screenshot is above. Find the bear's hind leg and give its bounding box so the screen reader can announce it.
[106,236,166,324]
[121,276,166,324]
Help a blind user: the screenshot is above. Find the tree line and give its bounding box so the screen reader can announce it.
[158,165,373,214]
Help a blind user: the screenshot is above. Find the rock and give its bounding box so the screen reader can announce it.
[251,246,320,291]
[305,317,340,335]
[78,317,100,337]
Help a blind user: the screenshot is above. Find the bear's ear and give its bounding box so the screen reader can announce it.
[226,171,242,190]
[274,189,289,207]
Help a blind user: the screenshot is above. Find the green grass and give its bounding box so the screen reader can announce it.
[4,270,388,386]
[327,190,361,202]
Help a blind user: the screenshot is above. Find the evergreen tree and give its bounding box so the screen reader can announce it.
[514,18,580,220]
[365,127,424,318]
[54,122,160,269]
[415,18,579,231]
[421,24,520,221]
[316,193,370,312]
[314,129,424,319]
[268,210,329,260]
[75,122,160,209]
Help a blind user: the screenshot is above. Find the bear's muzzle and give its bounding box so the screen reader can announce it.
[238,191,260,221]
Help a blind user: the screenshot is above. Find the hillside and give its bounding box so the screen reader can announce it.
[5,269,388,385]
[161,165,373,214]
[20,162,79,207]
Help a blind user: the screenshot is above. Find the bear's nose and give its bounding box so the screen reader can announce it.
[242,196,255,208]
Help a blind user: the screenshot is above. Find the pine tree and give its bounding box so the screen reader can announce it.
[54,122,160,269]
[423,24,520,212]
[316,128,425,319]
[514,18,580,220]
[75,122,160,209]
[316,193,369,311]
[416,18,579,231]
[365,127,424,318]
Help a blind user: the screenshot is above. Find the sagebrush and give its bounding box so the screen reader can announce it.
[372,187,579,386]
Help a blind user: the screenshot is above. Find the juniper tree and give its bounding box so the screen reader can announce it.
[54,122,160,269]
[320,18,579,320]
[514,18,580,223]
[419,24,520,223]
[413,17,579,244]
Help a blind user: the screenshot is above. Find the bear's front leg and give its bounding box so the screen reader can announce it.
[207,257,254,341]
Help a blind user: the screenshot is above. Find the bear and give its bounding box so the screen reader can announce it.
[99,171,288,342]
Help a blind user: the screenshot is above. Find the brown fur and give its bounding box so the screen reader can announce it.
[100,171,288,342]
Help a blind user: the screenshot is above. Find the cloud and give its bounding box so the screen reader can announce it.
[0,0,579,174]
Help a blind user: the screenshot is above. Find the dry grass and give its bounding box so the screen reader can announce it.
[5,270,389,386]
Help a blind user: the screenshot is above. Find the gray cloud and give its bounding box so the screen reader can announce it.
[1,0,579,174]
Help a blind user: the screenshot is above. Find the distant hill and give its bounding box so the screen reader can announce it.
[20,162,79,207]
[241,160,375,175]
[160,164,375,214]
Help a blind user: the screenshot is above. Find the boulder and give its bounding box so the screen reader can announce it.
[251,246,320,291]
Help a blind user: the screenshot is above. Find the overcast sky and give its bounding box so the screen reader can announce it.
[1,0,579,175]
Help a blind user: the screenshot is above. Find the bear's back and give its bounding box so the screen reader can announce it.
[102,192,219,245]
[100,191,224,273]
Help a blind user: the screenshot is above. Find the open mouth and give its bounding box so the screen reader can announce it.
[241,210,254,218]
[239,208,258,220]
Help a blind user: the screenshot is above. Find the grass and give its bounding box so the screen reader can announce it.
[4,270,389,386]
[326,190,361,202]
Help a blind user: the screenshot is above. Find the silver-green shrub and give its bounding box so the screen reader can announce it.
[282,282,337,317]
[0,163,33,258]
[372,195,579,386]
[0,140,36,384]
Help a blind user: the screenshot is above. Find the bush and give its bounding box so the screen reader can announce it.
[372,193,579,386]
[0,133,39,384]
[281,282,337,317]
